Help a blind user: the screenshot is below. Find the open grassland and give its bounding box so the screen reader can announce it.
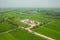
[0,33,17,40]
[6,12,60,40]
[0,8,60,40]
[33,27,60,40]
[29,11,60,40]
[0,22,14,33]
[0,29,45,40]
[33,18,60,40]
[44,20,60,32]
[9,29,45,40]
[30,13,52,23]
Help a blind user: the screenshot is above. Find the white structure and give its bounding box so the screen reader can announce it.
[20,19,40,26]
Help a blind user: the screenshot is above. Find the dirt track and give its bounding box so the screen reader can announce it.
[0,20,55,40]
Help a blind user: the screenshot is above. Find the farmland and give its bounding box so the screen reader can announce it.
[0,29,45,40]
[0,8,60,40]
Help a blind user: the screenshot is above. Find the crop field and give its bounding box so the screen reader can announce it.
[0,29,45,40]
[0,21,14,33]
[0,8,60,40]
[33,12,60,40]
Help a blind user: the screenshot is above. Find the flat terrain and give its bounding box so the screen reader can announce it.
[0,22,14,33]
[0,8,60,40]
[0,29,45,40]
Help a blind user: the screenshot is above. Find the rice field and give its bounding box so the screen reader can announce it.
[0,8,60,40]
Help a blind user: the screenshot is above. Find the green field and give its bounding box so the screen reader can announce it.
[0,21,14,33]
[0,8,60,40]
[33,14,60,40]
[0,29,45,40]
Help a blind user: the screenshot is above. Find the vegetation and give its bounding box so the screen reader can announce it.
[0,8,60,40]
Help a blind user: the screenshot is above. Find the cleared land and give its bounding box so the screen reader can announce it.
[0,8,60,40]
[0,22,14,33]
[0,29,45,40]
